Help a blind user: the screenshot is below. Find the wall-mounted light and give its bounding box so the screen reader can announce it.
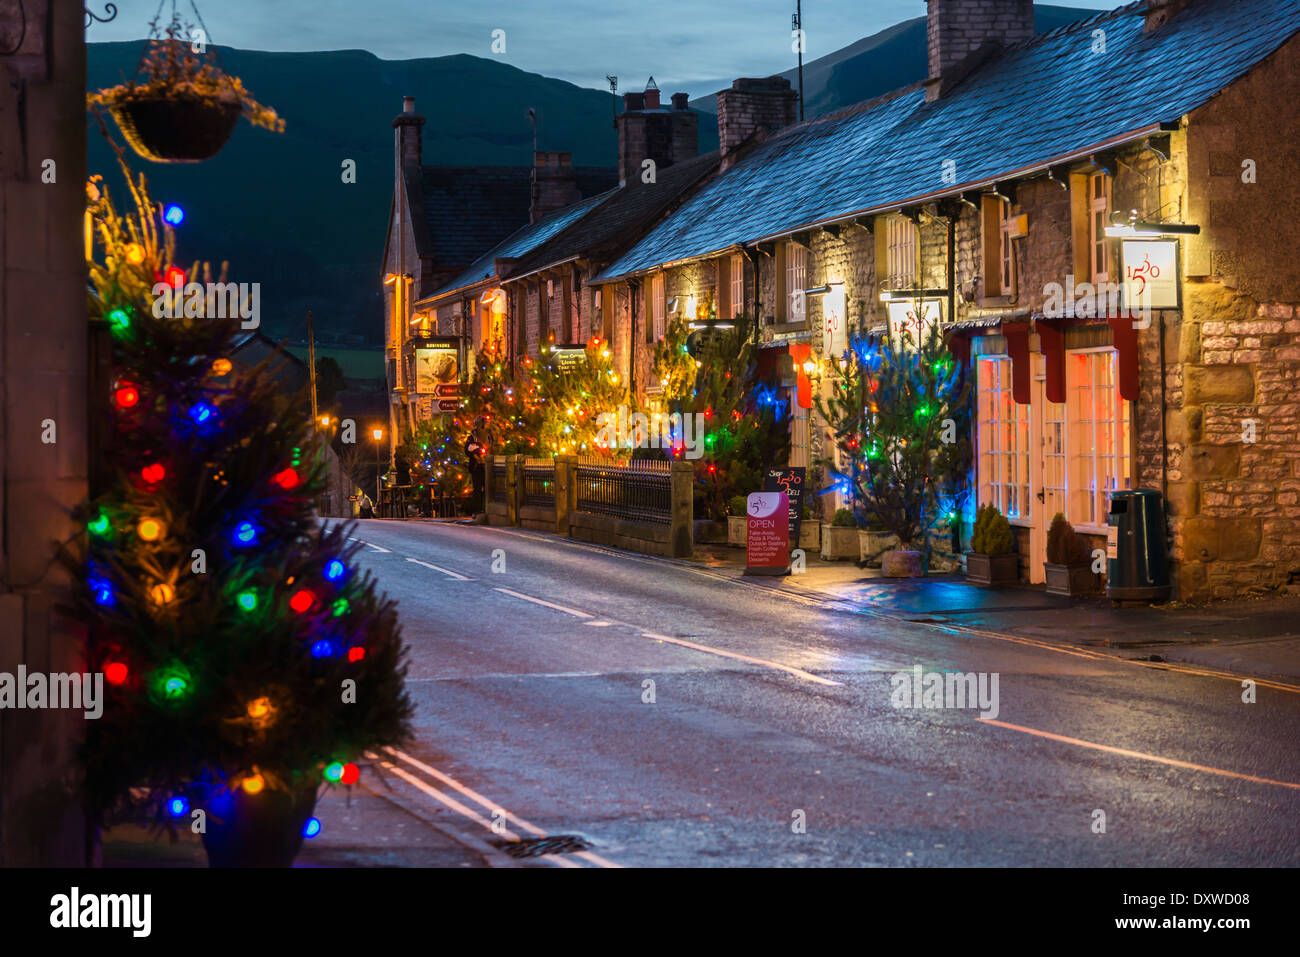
[1104,210,1200,238]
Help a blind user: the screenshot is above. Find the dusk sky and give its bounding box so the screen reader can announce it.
[92,0,1105,97]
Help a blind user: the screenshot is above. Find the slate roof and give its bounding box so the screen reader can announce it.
[504,150,722,281]
[425,191,612,301]
[421,165,617,271]
[597,0,1300,282]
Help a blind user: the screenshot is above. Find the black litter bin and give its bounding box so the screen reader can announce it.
[1106,488,1171,603]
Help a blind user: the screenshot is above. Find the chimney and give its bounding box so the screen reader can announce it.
[1144,0,1195,32]
[616,78,699,187]
[531,151,582,223]
[925,0,1034,102]
[393,95,425,171]
[715,76,798,162]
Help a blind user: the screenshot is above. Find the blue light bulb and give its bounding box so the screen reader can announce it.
[163,204,185,226]
[234,521,258,546]
[303,817,322,838]
[167,796,189,818]
[324,559,345,582]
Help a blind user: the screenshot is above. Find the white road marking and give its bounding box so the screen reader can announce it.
[354,539,391,553]
[375,760,580,869]
[584,620,614,627]
[379,747,620,868]
[405,557,473,581]
[639,632,841,686]
[493,587,593,619]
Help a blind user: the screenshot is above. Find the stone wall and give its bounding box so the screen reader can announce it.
[0,0,89,864]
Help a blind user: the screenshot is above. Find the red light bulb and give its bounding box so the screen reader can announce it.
[347,646,366,663]
[141,462,166,485]
[340,762,360,785]
[289,588,317,614]
[164,265,187,289]
[271,467,300,490]
[113,382,140,410]
[104,661,128,686]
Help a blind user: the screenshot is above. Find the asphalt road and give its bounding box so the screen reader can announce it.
[340,518,1300,867]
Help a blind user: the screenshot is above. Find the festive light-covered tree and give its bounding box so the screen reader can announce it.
[465,347,539,455]
[677,321,789,520]
[399,416,473,500]
[652,316,698,405]
[528,337,629,456]
[816,318,972,558]
[78,162,411,865]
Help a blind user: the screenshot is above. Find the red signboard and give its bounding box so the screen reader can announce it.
[745,491,790,576]
[434,383,460,398]
[436,399,460,411]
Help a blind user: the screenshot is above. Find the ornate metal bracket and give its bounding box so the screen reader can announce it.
[85,3,119,29]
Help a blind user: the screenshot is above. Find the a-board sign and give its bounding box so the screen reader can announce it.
[745,491,790,576]
[763,467,805,544]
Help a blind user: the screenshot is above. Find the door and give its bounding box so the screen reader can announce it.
[1031,355,1068,583]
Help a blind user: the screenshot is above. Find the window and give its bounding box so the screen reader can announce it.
[998,200,1017,296]
[649,272,665,341]
[977,357,1031,521]
[1089,172,1112,285]
[886,215,918,289]
[1066,349,1131,527]
[730,253,744,318]
[785,242,807,323]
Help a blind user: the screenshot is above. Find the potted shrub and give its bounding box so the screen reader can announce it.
[858,525,899,568]
[1044,512,1098,596]
[727,494,748,546]
[798,503,820,551]
[967,504,1018,586]
[88,11,284,163]
[821,508,859,560]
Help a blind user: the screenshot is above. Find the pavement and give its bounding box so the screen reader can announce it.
[689,541,1300,683]
[103,519,1300,867]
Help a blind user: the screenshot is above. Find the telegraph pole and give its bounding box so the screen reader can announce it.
[793,1,805,122]
[306,308,319,423]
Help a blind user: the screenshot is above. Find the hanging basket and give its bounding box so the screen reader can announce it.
[110,95,241,164]
[200,783,318,868]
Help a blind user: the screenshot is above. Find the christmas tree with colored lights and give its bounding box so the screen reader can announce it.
[79,163,411,866]
[528,337,628,456]
[816,319,972,560]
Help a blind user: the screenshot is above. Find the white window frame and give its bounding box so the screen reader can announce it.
[1089,172,1112,286]
[887,215,918,289]
[650,272,666,340]
[785,242,807,322]
[976,356,1032,524]
[997,199,1017,296]
[730,253,744,318]
[1065,347,1131,531]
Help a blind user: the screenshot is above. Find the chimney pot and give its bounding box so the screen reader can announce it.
[671,92,690,110]
[925,0,1034,102]
[644,88,661,110]
[715,76,797,160]
[624,91,645,111]
[403,95,415,114]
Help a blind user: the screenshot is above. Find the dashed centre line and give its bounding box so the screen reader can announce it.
[405,557,474,581]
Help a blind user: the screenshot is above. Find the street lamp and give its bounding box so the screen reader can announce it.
[371,426,384,510]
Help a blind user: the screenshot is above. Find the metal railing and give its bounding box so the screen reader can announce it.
[522,457,556,507]
[574,457,672,525]
[490,459,508,504]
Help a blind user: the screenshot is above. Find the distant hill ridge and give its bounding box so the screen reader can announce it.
[87,4,1099,344]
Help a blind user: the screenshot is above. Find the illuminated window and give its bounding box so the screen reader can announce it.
[1089,172,1112,285]
[785,242,807,323]
[977,357,1031,521]
[998,200,1017,296]
[650,273,666,340]
[1066,349,1131,527]
[886,215,918,289]
[730,253,744,318]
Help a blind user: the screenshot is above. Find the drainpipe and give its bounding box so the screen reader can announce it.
[626,278,639,397]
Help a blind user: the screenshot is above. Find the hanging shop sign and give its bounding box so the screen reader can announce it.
[823,283,847,357]
[763,467,806,544]
[414,337,460,395]
[1121,239,1179,312]
[745,491,790,576]
[886,299,943,348]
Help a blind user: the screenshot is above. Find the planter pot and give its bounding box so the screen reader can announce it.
[820,524,859,561]
[858,529,899,568]
[111,96,241,164]
[1045,562,1098,597]
[798,522,820,551]
[693,519,728,544]
[966,552,1019,587]
[727,515,747,546]
[881,549,924,578]
[200,784,318,868]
